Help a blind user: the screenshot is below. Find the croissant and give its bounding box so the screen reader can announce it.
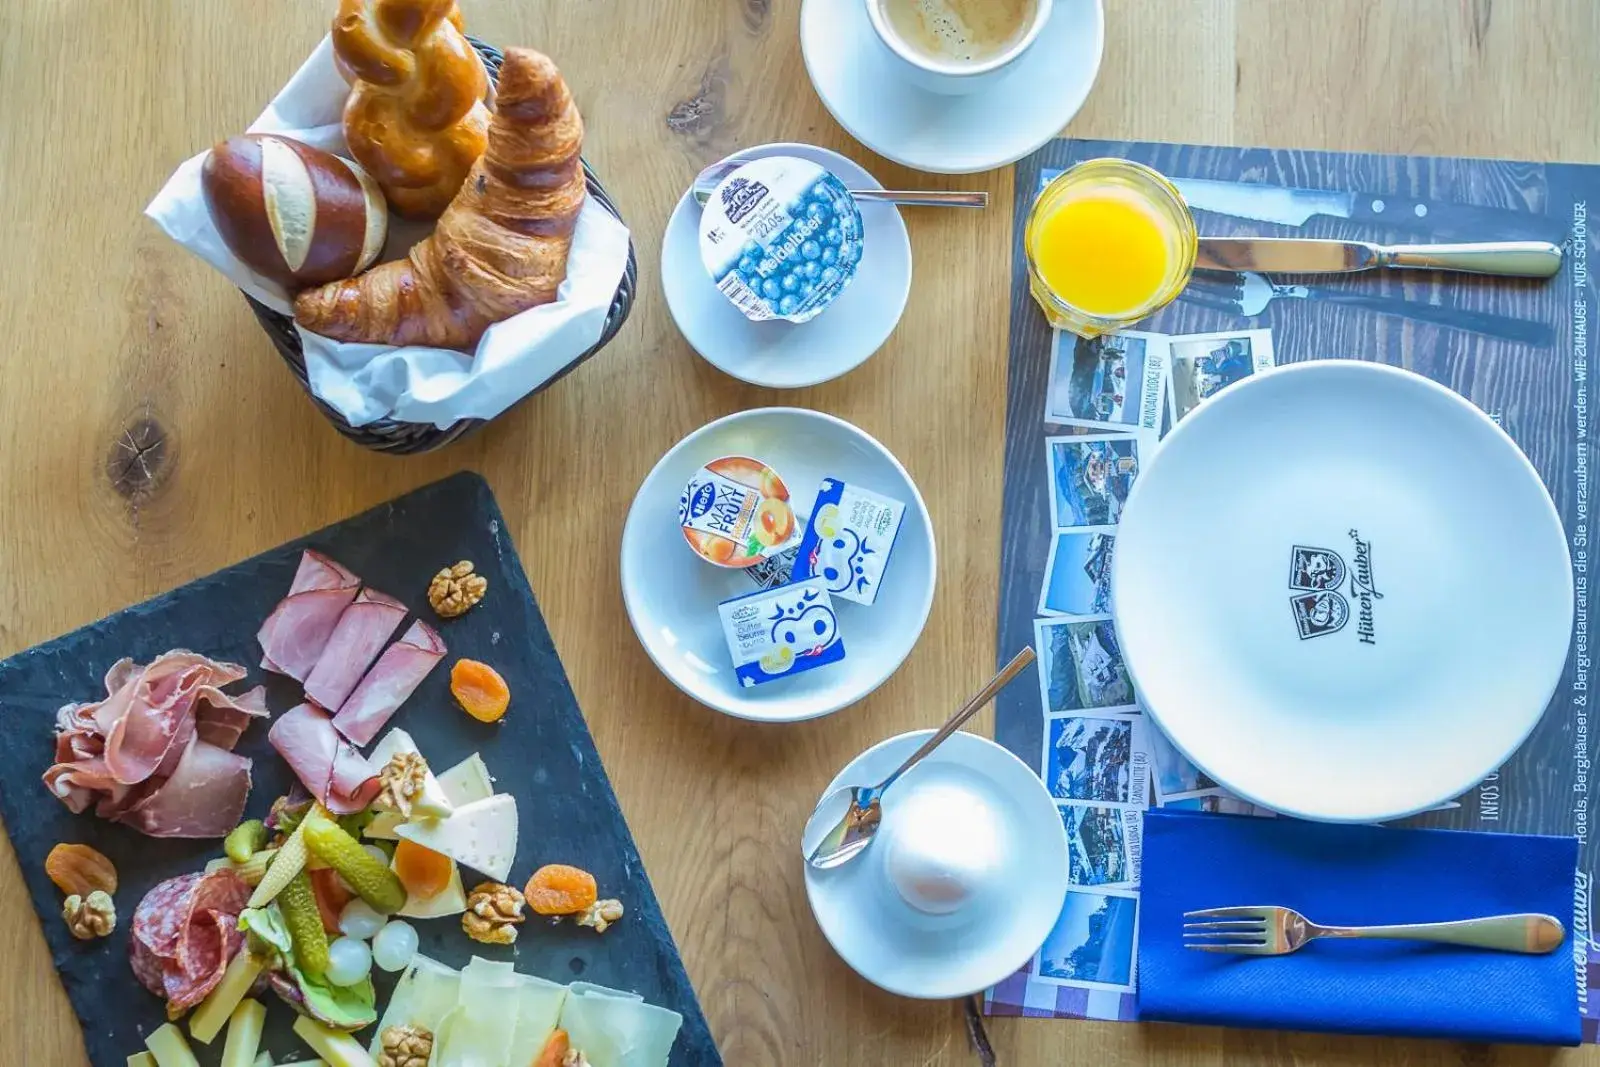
[333,0,490,219]
[295,48,586,351]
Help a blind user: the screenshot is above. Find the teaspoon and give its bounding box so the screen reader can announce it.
[692,158,988,209]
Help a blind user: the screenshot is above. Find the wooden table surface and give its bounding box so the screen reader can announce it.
[2,1,1598,1064]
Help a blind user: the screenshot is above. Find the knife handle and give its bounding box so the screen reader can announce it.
[1379,241,1563,278]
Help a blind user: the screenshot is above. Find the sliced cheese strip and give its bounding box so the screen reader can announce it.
[434,957,520,1067]
[558,982,684,1067]
[368,728,453,819]
[395,794,517,882]
[392,853,467,918]
[505,972,571,1066]
[369,954,462,1058]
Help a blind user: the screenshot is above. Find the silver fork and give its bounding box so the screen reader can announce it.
[1183,906,1566,956]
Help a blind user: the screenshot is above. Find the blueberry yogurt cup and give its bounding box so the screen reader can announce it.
[697,155,865,324]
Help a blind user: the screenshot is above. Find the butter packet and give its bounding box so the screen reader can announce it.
[717,578,847,688]
[698,155,864,324]
[791,478,907,606]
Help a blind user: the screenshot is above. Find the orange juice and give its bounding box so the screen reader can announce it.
[1025,159,1197,337]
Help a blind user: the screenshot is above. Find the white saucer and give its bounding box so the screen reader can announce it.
[800,0,1105,175]
[1113,361,1573,823]
[660,143,912,389]
[804,729,1069,999]
[620,407,936,722]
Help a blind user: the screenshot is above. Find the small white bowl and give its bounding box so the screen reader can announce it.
[800,0,1104,174]
[621,407,935,722]
[1113,361,1573,823]
[804,729,1069,999]
[660,143,912,389]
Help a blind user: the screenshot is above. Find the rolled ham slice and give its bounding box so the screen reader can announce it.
[268,702,381,814]
[304,588,408,712]
[259,550,361,681]
[116,738,253,838]
[332,620,446,746]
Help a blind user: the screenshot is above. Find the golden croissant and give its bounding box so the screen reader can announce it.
[295,47,585,351]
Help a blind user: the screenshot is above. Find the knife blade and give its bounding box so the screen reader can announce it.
[1197,237,1563,278]
[1172,176,1566,241]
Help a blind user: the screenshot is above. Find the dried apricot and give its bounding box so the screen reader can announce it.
[394,838,453,900]
[45,843,118,897]
[524,864,598,916]
[451,659,511,723]
[533,1029,571,1067]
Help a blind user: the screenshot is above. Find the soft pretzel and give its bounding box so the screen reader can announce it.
[332,0,490,219]
[294,48,587,351]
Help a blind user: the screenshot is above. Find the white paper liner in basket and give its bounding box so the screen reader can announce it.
[145,36,631,429]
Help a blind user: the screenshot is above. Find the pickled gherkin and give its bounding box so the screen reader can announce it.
[302,811,406,914]
[278,870,330,977]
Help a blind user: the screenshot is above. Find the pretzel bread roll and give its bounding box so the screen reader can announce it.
[201,134,388,289]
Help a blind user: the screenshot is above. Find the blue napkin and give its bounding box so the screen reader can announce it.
[1138,809,1581,1045]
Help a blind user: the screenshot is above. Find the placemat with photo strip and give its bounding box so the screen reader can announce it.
[986,137,1598,1034]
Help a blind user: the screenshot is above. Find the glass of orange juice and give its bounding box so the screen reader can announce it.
[1024,159,1197,337]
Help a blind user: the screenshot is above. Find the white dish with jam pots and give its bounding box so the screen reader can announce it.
[660,143,912,389]
[1112,360,1573,823]
[800,0,1105,174]
[621,407,936,722]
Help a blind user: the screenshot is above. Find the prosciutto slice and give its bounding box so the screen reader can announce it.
[268,702,381,814]
[118,738,253,838]
[42,651,260,837]
[304,588,408,712]
[258,550,361,681]
[332,619,447,745]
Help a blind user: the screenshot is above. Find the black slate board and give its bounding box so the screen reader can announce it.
[0,472,721,1067]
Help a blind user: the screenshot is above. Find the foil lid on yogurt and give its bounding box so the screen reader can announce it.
[698,156,864,324]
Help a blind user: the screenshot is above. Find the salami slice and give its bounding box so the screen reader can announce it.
[128,936,168,998]
[132,872,202,959]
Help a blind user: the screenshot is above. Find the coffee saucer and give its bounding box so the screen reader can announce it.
[660,143,912,389]
[804,729,1069,999]
[800,0,1105,174]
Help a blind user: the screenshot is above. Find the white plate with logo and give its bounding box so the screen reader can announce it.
[1112,360,1572,823]
[800,0,1104,174]
[661,143,912,388]
[621,407,936,721]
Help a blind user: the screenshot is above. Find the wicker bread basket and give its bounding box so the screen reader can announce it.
[245,39,637,455]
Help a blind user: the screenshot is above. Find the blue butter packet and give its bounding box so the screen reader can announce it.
[717,578,847,687]
[792,478,906,606]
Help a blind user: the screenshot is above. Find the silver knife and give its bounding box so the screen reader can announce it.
[1197,237,1563,278]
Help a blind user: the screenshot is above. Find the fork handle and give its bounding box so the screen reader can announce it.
[1321,913,1565,954]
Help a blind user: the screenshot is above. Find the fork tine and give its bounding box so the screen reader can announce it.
[1181,920,1266,932]
[1186,943,1277,955]
[1183,931,1267,941]
[1183,907,1272,919]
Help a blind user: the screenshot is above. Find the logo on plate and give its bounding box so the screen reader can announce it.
[1291,589,1349,639]
[1285,533,1380,644]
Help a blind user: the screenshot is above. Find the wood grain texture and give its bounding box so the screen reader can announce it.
[0,1,1595,1065]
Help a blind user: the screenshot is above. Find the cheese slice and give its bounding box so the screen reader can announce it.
[369,954,462,1058]
[395,794,517,882]
[366,751,492,840]
[369,728,454,819]
[505,972,570,1067]
[189,951,266,1044]
[392,853,468,917]
[558,982,684,1067]
[434,958,520,1067]
[292,1017,375,1067]
[219,998,266,1067]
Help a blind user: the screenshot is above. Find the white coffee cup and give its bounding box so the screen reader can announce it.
[865,0,1054,96]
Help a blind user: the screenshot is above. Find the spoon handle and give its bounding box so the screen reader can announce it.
[849,188,989,208]
[875,647,1038,794]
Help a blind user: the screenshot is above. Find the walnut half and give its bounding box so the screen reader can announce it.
[577,898,625,934]
[378,1023,433,1067]
[429,561,487,618]
[62,891,115,940]
[564,1050,594,1067]
[375,751,429,818]
[463,881,526,945]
